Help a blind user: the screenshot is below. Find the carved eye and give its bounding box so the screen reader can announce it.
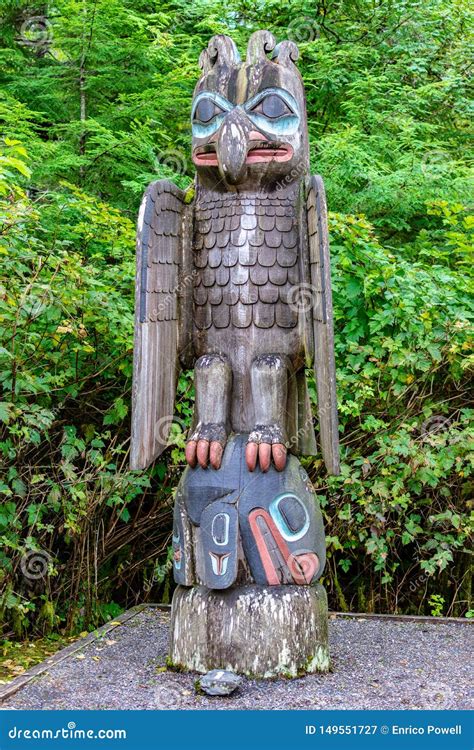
[251,94,292,119]
[194,98,224,123]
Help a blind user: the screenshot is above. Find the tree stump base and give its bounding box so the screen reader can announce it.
[169,583,329,678]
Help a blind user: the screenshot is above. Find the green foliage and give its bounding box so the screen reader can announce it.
[313,207,473,615]
[0,0,472,634]
[0,632,73,681]
[428,593,445,617]
[0,142,152,632]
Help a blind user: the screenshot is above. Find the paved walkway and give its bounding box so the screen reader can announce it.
[1,608,472,710]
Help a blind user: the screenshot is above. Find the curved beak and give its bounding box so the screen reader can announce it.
[215,108,252,185]
[192,110,294,183]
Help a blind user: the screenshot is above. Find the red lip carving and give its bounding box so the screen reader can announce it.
[246,145,293,163]
[193,151,219,166]
[192,140,293,168]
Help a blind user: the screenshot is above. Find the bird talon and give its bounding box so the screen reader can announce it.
[197,439,210,468]
[246,425,287,472]
[185,440,198,468]
[186,423,227,469]
[209,441,224,470]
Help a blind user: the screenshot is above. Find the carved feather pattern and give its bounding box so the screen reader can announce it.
[192,193,300,330]
[131,180,186,470]
[140,183,182,323]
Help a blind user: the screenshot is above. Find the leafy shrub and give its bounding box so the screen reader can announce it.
[314,210,473,614]
[0,142,154,634]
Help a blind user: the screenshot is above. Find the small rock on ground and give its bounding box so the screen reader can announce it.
[199,670,242,696]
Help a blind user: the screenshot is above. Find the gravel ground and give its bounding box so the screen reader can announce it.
[2,608,472,710]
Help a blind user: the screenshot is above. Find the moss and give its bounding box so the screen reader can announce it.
[305,646,331,674]
[165,655,187,673]
[184,185,195,204]
[0,635,72,683]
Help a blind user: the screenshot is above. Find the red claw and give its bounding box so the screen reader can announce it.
[245,442,258,472]
[185,440,198,468]
[209,442,223,470]
[245,441,288,472]
[272,443,287,472]
[259,443,271,473]
[196,439,210,469]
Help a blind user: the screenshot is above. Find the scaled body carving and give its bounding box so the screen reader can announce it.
[131,31,339,592]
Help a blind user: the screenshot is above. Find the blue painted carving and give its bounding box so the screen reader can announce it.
[172,435,326,589]
[201,500,239,588]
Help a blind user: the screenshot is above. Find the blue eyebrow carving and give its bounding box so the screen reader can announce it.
[244,89,300,136]
[243,87,300,117]
[191,92,234,138]
[191,88,301,138]
[191,91,233,120]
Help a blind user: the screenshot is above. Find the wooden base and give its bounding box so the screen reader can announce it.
[169,583,329,678]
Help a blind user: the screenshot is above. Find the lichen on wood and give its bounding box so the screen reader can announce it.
[169,583,329,678]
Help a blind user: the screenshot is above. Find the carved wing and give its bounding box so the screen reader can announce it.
[306,175,340,475]
[130,180,189,470]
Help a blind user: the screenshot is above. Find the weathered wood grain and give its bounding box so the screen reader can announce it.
[130,180,191,469]
[306,174,340,475]
[169,583,329,678]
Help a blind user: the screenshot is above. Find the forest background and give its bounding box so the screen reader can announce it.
[0,0,472,651]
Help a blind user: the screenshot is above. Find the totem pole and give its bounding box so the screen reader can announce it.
[131,31,339,678]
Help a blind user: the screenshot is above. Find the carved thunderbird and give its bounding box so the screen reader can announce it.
[131,31,339,482]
